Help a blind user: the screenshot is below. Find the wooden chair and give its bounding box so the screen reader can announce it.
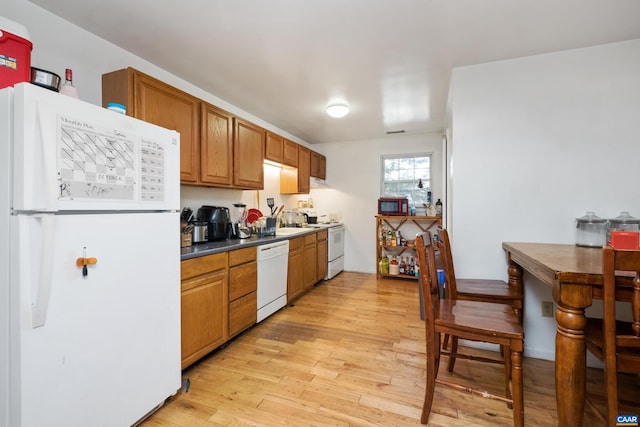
[436,226,523,371]
[584,245,640,425]
[415,232,525,426]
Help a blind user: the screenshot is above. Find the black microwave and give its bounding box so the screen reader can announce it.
[378,197,409,216]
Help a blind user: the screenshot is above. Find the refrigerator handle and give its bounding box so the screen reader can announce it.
[36,102,58,211]
[31,214,55,328]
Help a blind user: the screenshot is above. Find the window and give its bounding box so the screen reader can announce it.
[381,153,431,205]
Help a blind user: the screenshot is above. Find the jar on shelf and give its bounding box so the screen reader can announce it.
[379,256,389,275]
[389,257,399,275]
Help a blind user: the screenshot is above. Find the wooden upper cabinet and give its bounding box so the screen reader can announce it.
[280,144,311,194]
[102,67,200,183]
[297,146,311,194]
[310,151,326,180]
[233,118,265,189]
[265,131,284,164]
[283,139,299,167]
[201,102,233,186]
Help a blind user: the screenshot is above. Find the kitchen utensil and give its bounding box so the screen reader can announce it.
[181,207,193,223]
[267,197,275,216]
[576,211,607,247]
[30,67,61,92]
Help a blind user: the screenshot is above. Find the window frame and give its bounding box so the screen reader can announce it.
[380,152,432,206]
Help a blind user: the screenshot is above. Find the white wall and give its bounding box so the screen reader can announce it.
[449,39,640,361]
[312,132,444,274]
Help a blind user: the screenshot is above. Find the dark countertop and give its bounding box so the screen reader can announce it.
[180,228,319,260]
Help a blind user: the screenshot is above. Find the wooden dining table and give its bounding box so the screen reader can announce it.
[502,242,636,427]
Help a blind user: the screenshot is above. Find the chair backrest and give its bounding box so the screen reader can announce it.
[436,226,459,299]
[602,246,640,348]
[415,232,441,358]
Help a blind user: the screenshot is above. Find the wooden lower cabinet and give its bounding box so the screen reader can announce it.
[228,247,257,337]
[316,230,328,282]
[180,232,328,368]
[180,253,228,369]
[287,237,305,302]
[303,232,317,290]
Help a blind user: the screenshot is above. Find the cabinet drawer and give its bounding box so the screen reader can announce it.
[304,233,317,245]
[289,236,304,251]
[229,291,257,337]
[228,246,256,267]
[229,261,257,300]
[317,230,328,241]
[181,252,227,280]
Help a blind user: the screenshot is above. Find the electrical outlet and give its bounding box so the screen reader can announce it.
[541,301,554,318]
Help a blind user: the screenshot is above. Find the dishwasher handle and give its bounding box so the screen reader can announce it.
[257,240,290,260]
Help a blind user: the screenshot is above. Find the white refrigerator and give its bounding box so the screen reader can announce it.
[1,83,181,427]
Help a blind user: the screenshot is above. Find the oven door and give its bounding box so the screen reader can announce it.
[327,225,345,262]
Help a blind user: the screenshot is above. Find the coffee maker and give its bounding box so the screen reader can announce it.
[196,205,231,241]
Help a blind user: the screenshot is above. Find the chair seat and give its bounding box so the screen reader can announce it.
[436,299,523,342]
[457,278,522,301]
[585,318,640,371]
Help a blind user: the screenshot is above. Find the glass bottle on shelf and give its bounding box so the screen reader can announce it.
[379,256,389,275]
[59,68,79,99]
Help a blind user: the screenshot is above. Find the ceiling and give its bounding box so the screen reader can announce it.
[29,0,640,144]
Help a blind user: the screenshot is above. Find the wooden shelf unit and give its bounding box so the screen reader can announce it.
[375,215,442,279]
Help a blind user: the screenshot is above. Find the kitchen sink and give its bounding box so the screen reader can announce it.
[275,227,309,236]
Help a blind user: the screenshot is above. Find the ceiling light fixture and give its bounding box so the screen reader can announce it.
[326,103,349,118]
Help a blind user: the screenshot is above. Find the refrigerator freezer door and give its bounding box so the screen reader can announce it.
[9,212,180,427]
[10,83,180,212]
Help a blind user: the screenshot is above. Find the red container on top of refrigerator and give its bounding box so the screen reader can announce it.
[0,16,32,89]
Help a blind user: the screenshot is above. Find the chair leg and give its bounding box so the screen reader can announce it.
[511,349,524,427]
[442,333,450,350]
[421,345,439,424]
[447,336,458,372]
[503,345,513,409]
[604,360,619,426]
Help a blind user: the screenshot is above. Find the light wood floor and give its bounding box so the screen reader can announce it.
[143,272,639,426]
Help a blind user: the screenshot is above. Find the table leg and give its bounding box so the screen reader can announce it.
[553,283,591,427]
[507,258,523,322]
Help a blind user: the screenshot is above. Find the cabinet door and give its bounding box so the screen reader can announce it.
[297,146,311,194]
[265,131,284,164]
[233,118,265,189]
[310,151,326,179]
[181,269,228,369]
[317,232,328,282]
[283,139,298,167]
[303,233,317,289]
[201,102,233,186]
[229,292,257,337]
[133,71,200,184]
[287,238,305,301]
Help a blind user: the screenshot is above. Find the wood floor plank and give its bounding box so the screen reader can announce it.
[143,272,639,426]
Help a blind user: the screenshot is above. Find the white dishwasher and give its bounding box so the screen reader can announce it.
[256,240,289,322]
